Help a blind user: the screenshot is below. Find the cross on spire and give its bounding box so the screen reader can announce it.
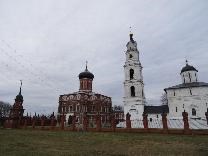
[186,59,188,65]
[129,26,134,42]
[129,26,132,34]
[85,61,88,71]
[19,80,22,95]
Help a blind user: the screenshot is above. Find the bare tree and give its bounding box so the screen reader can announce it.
[113,105,123,111]
[161,93,168,105]
[0,101,12,117]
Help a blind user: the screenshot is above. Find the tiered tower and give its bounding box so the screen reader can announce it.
[123,33,145,120]
[6,80,25,128]
[78,62,94,92]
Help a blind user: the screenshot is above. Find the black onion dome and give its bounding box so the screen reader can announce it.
[79,68,94,80]
[16,94,23,102]
[15,87,23,102]
[181,64,198,73]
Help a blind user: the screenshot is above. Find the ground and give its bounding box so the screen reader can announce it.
[0,129,208,156]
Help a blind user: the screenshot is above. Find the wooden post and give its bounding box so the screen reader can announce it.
[162,112,168,133]
[50,116,55,130]
[96,113,101,132]
[72,115,76,131]
[142,112,148,129]
[61,113,65,130]
[111,114,116,132]
[32,116,36,129]
[182,111,190,134]
[205,109,208,125]
[126,113,131,129]
[41,115,45,129]
[23,117,27,129]
[83,112,88,131]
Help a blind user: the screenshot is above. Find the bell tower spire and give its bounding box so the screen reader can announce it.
[85,60,88,71]
[129,26,134,42]
[19,80,22,95]
[123,33,145,120]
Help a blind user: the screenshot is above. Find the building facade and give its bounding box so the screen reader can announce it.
[123,33,145,120]
[164,61,208,119]
[4,81,25,128]
[58,65,112,127]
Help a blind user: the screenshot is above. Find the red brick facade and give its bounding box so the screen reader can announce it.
[58,66,112,128]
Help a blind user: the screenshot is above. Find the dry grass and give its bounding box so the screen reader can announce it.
[0,129,208,156]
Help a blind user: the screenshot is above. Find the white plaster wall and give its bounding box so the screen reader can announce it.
[124,99,144,120]
[167,86,208,119]
[180,71,198,83]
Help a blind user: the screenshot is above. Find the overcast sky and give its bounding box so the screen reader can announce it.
[0,0,208,114]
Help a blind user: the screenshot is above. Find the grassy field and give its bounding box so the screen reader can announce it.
[0,129,208,156]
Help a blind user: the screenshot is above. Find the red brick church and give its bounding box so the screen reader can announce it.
[58,64,113,127]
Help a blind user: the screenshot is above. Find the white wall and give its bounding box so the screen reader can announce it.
[167,86,208,119]
[180,71,198,83]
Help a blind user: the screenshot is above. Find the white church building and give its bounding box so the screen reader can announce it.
[164,60,208,119]
[123,33,145,120]
[123,33,208,121]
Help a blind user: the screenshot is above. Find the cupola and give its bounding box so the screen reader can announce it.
[79,62,94,92]
[180,60,198,83]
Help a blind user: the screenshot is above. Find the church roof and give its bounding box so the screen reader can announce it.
[181,62,198,73]
[78,65,94,80]
[164,82,208,91]
[15,81,23,102]
[144,105,169,114]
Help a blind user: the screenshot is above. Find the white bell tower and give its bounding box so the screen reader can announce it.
[123,33,145,120]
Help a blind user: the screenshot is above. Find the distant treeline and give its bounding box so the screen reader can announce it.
[0,101,12,117]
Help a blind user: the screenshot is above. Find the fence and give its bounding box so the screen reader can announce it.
[1,111,208,135]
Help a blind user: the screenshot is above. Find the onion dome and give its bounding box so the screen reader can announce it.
[78,63,94,80]
[16,93,23,102]
[15,82,23,102]
[129,33,135,43]
[181,60,198,73]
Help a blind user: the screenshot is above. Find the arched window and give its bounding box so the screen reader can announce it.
[142,89,144,97]
[130,69,134,80]
[77,105,80,111]
[176,107,177,112]
[192,108,196,116]
[188,72,191,82]
[190,89,192,95]
[70,106,73,112]
[68,115,73,125]
[129,54,133,59]
[130,86,135,97]
[195,73,198,82]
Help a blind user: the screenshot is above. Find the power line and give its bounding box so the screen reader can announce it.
[0,45,63,93]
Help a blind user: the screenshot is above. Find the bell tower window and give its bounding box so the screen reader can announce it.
[188,72,191,82]
[195,73,198,82]
[190,89,192,95]
[129,54,133,59]
[130,86,135,97]
[130,69,134,80]
[192,108,196,116]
